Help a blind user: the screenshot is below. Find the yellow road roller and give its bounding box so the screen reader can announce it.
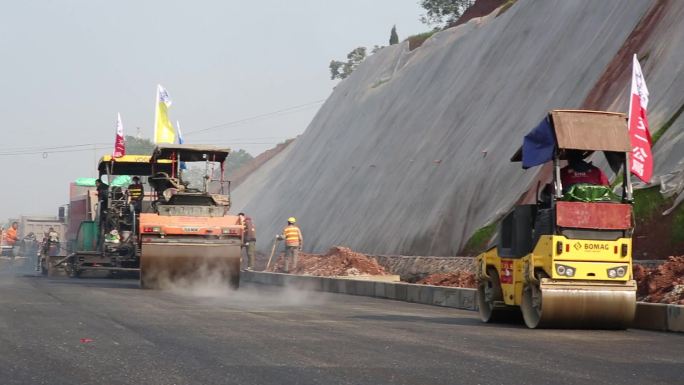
[477,110,637,328]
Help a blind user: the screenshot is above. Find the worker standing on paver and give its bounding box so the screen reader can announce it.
[95,178,109,229]
[237,212,256,270]
[43,227,60,256]
[279,217,302,273]
[127,176,144,214]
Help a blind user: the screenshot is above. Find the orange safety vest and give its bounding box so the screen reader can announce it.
[3,227,17,246]
[283,225,302,247]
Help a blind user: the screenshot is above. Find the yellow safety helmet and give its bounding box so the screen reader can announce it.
[288,217,296,223]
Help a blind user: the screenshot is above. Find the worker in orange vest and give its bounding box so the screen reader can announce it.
[3,222,19,247]
[278,217,302,273]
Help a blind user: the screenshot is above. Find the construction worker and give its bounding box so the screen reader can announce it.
[95,178,109,228]
[128,176,144,214]
[238,212,256,270]
[43,227,60,256]
[279,217,302,273]
[3,222,19,247]
[2,222,19,258]
[560,150,609,193]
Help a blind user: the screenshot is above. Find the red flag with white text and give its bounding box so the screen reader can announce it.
[113,112,126,158]
[628,54,652,183]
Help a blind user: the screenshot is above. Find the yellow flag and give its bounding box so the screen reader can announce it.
[154,84,176,144]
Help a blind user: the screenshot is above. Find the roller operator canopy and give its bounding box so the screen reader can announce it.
[98,155,173,176]
[511,110,631,169]
[151,144,231,163]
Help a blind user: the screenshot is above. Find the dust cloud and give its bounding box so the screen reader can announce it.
[153,263,325,309]
[0,254,37,284]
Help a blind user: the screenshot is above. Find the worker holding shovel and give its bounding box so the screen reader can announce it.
[277,217,303,273]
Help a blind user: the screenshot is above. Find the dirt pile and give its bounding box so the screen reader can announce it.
[270,246,389,276]
[634,256,684,304]
[416,271,477,288]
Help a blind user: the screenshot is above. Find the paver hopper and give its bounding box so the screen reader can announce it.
[139,144,243,289]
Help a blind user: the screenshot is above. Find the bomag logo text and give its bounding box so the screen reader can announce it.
[583,243,609,251]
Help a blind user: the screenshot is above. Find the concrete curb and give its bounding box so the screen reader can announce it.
[634,302,684,333]
[242,271,682,332]
[242,271,476,310]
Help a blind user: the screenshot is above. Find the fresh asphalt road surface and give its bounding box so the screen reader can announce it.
[0,271,682,385]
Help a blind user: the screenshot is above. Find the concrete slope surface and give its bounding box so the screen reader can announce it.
[582,0,684,183]
[232,0,684,256]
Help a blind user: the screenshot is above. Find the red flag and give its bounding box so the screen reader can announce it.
[113,112,126,158]
[627,54,652,183]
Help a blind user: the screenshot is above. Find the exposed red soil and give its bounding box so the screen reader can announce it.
[269,246,389,276]
[581,1,669,110]
[416,256,684,299]
[634,256,684,304]
[450,0,507,28]
[416,271,477,288]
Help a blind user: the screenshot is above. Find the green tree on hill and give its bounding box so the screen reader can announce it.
[182,148,253,189]
[389,25,399,45]
[226,148,253,172]
[329,47,368,80]
[419,0,475,28]
[125,135,155,155]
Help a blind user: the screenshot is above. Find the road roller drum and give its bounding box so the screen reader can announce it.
[520,278,637,329]
[140,241,241,289]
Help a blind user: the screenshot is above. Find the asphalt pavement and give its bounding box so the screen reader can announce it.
[0,268,682,385]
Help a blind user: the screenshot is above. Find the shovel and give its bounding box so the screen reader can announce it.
[266,236,280,271]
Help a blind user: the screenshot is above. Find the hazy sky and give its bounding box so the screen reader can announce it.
[0,0,427,221]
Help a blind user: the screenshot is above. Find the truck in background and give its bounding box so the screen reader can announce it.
[19,216,68,274]
[66,182,98,254]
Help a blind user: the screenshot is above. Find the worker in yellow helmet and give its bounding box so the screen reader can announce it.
[279,217,303,273]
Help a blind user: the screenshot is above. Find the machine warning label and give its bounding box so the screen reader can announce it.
[574,241,609,252]
[500,261,513,284]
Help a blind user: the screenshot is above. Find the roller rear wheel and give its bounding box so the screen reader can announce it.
[478,266,519,322]
[521,272,545,328]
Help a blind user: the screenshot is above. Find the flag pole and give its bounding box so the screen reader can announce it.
[625,55,635,199]
[153,85,159,143]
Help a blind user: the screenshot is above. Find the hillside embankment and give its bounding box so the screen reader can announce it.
[232,0,684,260]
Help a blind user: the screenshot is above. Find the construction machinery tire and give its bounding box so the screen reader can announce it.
[478,266,519,323]
[65,261,81,278]
[521,271,546,328]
